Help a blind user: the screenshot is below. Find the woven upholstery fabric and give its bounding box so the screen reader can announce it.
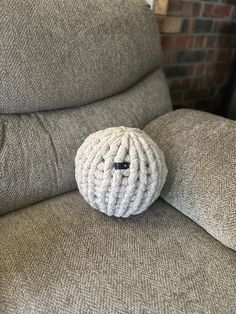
[0,0,162,114]
[0,192,235,313]
[144,109,236,251]
[0,68,171,216]
[75,127,167,217]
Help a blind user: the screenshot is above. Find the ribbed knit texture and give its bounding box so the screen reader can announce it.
[75,127,167,217]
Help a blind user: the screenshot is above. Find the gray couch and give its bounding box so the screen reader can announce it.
[0,1,235,313]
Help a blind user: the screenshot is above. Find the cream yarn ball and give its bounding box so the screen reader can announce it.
[75,126,167,218]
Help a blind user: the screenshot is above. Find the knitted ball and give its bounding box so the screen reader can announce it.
[75,126,167,218]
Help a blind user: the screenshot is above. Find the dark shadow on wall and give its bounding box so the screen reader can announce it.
[216,64,236,120]
[211,21,236,119]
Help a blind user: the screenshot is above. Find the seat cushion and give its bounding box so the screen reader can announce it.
[0,192,235,313]
[144,109,236,251]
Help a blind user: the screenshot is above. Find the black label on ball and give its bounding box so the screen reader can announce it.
[114,162,130,170]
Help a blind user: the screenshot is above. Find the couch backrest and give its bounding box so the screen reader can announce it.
[1,0,165,114]
[0,0,171,215]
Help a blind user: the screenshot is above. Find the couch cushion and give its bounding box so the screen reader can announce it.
[0,68,171,216]
[144,109,236,251]
[0,191,235,313]
[0,0,162,114]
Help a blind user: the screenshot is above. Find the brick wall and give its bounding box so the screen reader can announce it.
[155,0,236,112]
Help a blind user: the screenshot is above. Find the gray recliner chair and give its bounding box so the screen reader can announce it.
[0,1,235,313]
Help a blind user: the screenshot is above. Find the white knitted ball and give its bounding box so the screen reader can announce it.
[75,126,167,218]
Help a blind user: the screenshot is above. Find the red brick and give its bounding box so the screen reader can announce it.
[177,50,206,63]
[212,37,221,48]
[155,0,169,15]
[184,89,209,101]
[168,0,184,15]
[167,0,201,17]
[202,77,214,89]
[182,19,213,33]
[156,16,165,31]
[213,21,236,33]
[206,63,217,75]
[213,48,232,62]
[164,65,189,78]
[216,62,233,73]
[171,92,184,103]
[195,20,213,33]
[170,78,192,91]
[191,78,202,90]
[193,3,201,16]
[181,19,194,33]
[180,78,192,90]
[213,75,227,87]
[206,36,218,48]
[190,64,208,76]
[206,37,215,48]
[203,4,232,19]
[156,16,182,33]
[162,50,176,64]
[194,36,206,48]
[222,35,236,47]
[231,48,236,61]
[232,6,236,19]
[161,35,193,49]
[207,50,214,61]
[193,77,216,90]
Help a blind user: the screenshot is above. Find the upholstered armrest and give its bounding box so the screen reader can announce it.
[144,109,236,250]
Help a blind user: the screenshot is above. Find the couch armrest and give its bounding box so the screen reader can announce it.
[144,109,236,250]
